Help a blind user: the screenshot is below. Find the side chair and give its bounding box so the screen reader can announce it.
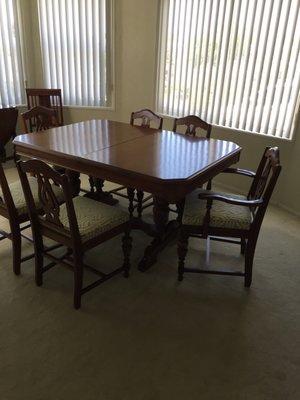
[17,159,133,309]
[177,147,281,287]
[0,161,63,275]
[173,115,212,191]
[109,109,163,218]
[21,106,81,196]
[0,107,18,162]
[26,88,63,128]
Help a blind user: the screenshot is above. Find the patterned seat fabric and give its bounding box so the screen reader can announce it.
[59,196,129,242]
[0,176,64,216]
[183,190,252,230]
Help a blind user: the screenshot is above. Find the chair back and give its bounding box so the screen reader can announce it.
[17,159,81,245]
[130,109,163,129]
[0,162,18,220]
[0,107,19,161]
[21,106,59,133]
[248,147,281,232]
[26,88,63,127]
[173,115,212,138]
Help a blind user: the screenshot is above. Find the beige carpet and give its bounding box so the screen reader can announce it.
[0,166,299,400]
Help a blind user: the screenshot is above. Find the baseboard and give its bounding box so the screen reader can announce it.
[213,180,300,217]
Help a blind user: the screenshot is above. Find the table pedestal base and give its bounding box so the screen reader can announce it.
[138,196,180,271]
[84,178,119,205]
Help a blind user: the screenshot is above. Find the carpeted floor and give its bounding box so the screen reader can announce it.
[0,166,299,400]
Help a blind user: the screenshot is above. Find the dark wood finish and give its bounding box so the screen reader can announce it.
[109,110,163,216]
[17,159,133,309]
[13,119,241,270]
[0,107,19,162]
[178,147,281,287]
[0,161,46,274]
[26,88,63,127]
[21,106,81,195]
[173,115,213,191]
[173,115,212,138]
[21,106,60,133]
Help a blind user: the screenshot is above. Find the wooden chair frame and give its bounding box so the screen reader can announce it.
[173,115,212,138]
[109,109,163,218]
[17,159,133,309]
[0,162,60,274]
[26,88,63,128]
[178,147,282,287]
[0,107,19,162]
[21,106,60,133]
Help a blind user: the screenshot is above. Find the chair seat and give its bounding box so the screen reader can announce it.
[59,196,129,241]
[183,190,252,230]
[0,176,64,216]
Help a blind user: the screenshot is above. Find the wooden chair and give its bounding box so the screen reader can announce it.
[0,161,63,275]
[17,159,133,309]
[173,115,212,138]
[21,106,60,133]
[0,107,19,162]
[21,106,81,195]
[109,109,163,217]
[26,88,63,128]
[177,147,281,287]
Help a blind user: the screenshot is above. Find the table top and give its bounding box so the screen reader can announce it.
[13,119,241,201]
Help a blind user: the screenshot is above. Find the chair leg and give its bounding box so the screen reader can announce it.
[175,199,185,223]
[177,232,189,281]
[34,235,44,286]
[11,227,21,276]
[88,175,95,192]
[73,252,84,309]
[122,230,133,278]
[127,188,135,217]
[136,190,144,218]
[244,242,255,287]
[241,238,246,255]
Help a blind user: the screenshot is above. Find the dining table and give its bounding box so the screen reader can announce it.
[13,119,242,271]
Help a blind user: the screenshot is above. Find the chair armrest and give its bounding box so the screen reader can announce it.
[198,193,263,207]
[222,168,256,178]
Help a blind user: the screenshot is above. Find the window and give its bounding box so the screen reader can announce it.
[38,0,113,107]
[0,0,25,107]
[156,0,300,140]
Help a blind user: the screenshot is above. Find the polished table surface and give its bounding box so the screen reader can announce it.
[14,119,241,203]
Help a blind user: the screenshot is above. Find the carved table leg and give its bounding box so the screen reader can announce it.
[138,196,179,271]
[84,177,118,205]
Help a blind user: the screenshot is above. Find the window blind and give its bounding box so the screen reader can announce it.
[38,0,112,107]
[156,0,300,139]
[0,0,25,107]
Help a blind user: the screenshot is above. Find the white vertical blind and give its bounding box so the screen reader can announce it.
[0,0,25,107]
[38,0,112,107]
[156,0,300,140]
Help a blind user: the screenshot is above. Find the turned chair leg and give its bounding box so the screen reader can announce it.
[241,238,246,255]
[11,227,21,276]
[122,230,133,278]
[88,175,95,192]
[34,235,44,286]
[244,242,255,287]
[177,232,189,281]
[127,188,135,217]
[136,190,144,218]
[73,252,84,309]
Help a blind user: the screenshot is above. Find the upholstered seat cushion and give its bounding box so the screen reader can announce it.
[0,177,64,216]
[59,196,129,241]
[183,190,252,230]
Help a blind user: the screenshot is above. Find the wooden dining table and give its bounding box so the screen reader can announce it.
[13,119,242,270]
